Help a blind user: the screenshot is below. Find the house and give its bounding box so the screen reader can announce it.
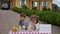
[0,0,52,10]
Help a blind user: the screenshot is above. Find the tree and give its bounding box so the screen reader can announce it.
[52,4,58,11]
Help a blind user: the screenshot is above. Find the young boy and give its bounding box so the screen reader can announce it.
[19,13,28,31]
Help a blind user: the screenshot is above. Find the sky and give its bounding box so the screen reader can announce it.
[53,0,60,7]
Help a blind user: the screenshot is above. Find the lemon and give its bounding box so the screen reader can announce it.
[12,26,19,32]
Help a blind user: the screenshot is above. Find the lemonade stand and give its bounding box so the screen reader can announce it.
[9,24,52,34]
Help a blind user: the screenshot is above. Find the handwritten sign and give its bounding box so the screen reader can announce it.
[39,24,51,33]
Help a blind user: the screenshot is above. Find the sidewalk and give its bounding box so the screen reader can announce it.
[0,10,60,34]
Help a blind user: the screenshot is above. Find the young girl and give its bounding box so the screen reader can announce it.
[28,15,40,32]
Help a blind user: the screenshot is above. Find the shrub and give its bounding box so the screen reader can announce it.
[42,7,47,11]
[32,7,37,10]
[39,11,60,27]
[39,11,45,21]
[55,13,60,26]
[12,7,60,27]
[24,9,31,16]
[48,12,57,24]
[47,8,51,11]
[12,7,22,13]
[22,5,28,9]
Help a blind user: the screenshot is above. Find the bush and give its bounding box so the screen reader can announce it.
[42,7,47,11]
[39,11,60,27]
[32,7,37,10]
[47,8,51,11]
[12,7,23,13]
[55,13,60,26]
[12,7,60,27]
[22,5,28,9]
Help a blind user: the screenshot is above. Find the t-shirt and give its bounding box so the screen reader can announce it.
[19,21,28,27]
[19,21,28,31]
[35,23,40,31]
[28,21,40,31]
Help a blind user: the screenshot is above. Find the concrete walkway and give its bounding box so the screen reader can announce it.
[0,10,20,34]
[0,10,60,34]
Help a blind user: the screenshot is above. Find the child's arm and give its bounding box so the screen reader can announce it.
[27,22,33,32]
[28,28,33,32]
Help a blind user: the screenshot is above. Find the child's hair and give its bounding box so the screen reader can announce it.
[30,15,39,23]
[20,13,26,18]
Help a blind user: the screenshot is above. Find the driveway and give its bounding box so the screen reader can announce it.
[0,10,60,34]
[0,10,20,34]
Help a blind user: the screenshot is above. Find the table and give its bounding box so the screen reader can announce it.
[9,31,52,34]
[9,24,52,34]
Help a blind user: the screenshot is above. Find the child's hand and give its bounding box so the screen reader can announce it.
[28,28,33,32]
[22,26,26,28]
[19,26,21,30]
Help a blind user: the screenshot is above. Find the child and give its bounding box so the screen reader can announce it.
[19,13,28,31]
[28,15,40,32]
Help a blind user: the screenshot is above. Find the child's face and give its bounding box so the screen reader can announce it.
[20,16,25,21]
[31,18,37,24]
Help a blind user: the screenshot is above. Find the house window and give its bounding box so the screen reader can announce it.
[33,2,38,7]
[20,0,26,6]
[42,1,48,7]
